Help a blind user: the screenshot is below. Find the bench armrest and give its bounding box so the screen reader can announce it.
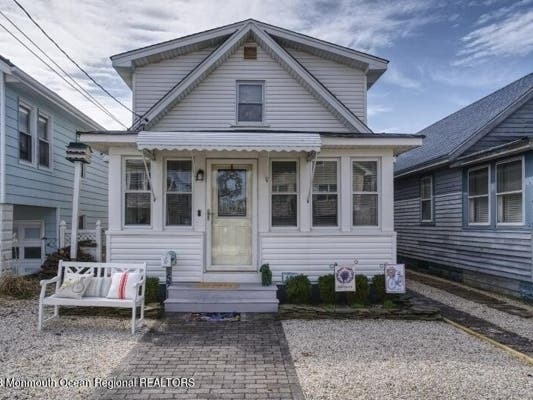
[40,276,59,286]
[39,276,60,301]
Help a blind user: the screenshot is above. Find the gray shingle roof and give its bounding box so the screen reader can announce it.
[395,72,533,174]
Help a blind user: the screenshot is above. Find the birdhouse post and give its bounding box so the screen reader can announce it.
[65,142,92,260]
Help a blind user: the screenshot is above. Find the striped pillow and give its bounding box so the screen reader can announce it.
[84,277,112,298]
[106,272,141,300]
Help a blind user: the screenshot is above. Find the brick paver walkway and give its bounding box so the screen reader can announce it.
[90,314,304,400]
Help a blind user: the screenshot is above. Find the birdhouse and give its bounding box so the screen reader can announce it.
[66,142,92,164]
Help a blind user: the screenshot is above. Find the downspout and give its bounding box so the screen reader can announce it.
[0,71,5,203]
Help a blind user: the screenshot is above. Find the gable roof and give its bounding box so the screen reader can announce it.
[1,54,104,130]
[112,19,388,88]
[395,73,533,176]
[125,21,373,133]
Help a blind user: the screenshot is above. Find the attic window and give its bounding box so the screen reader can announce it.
[244,45,257,59]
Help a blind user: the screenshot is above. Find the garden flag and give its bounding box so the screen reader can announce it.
[385,264,406,293]
[334,265,356,292]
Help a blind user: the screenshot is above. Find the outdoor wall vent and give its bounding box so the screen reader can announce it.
[244,45,257,59]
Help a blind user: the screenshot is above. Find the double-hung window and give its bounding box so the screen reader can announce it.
[37,114,50,168]
[271,161,298,227]
[237,82,263,123]
[352,160,378,226]
[468,166,489,224]
[18,105,32,162]
[166,160,192,226]
[124,159,151,225]
[312,160,338,227]
[496,158,523,224]
[420,176,433,222]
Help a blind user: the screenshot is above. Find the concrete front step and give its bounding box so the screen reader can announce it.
[165,282,279,313]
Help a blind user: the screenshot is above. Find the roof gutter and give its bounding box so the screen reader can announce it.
[450,138,533,168]
[394,157,450,178]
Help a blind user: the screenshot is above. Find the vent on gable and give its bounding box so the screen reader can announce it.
[244,45,257,60]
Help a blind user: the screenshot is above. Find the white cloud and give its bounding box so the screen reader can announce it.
[0,0,438,129]
[367,104,392,117]
[381,65,422,89]
[455,9,533,65]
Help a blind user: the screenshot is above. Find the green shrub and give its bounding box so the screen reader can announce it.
[354,275,370,304]
[318,274,335,304]
[383,299,397,309]
[286,274,312,304]
[0,273,40,299]
[372,274,386,302]
[259,264,272,286]
[144,277,161,304]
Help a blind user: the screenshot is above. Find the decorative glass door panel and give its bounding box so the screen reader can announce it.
[211,164,252,267]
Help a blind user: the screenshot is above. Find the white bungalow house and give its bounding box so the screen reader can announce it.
[80,19,421,311]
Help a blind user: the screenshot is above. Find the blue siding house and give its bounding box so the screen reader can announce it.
[0,56,108,275]
[395,73,533,300]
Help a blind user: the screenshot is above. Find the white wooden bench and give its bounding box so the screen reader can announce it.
[39,261,147,334]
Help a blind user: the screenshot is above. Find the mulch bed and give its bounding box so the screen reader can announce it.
[279,297,441,320]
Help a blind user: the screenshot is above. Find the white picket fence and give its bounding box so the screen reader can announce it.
[59,220,103,262]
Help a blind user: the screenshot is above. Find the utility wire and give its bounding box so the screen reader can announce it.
[0,20,127,128]
[12,0,143,121]
[0,10,124,127]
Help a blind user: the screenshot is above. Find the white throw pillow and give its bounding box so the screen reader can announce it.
[84,277,112,298]
[56,275,91,299]
[106,272,141,300]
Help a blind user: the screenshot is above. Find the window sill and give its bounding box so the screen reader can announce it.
[18,159,35,168]
[420,221,435,226]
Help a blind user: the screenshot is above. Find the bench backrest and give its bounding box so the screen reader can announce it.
[57,261,147,283]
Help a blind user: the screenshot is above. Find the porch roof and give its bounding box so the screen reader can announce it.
[136,131,321,152]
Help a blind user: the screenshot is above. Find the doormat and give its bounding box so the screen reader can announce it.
[195,282,239,289]
[188,312,241,322]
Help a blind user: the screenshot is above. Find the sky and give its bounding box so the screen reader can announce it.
[0,0,532,133]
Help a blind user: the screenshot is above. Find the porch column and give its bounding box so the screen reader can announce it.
[340,156,352,232]
[108,153,122,231]
[381,151,394,232]
[257,152,269,233]
[152,153,163,231]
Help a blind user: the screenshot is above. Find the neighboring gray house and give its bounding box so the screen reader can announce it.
[395,73,533,300]
[0,56,108,275]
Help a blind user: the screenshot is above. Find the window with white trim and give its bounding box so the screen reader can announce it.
[468,166,489,224]
[18,104,32,162]
[420,176,433,222]
[496,158,523,224]
[352,160,378,226]
[237,82,263,123]
[124,159,151,225]
[312,160,338,227]
[166,160,192,226]
[78,214,86,229]
[271,161,298,227]
[37,114,50,168]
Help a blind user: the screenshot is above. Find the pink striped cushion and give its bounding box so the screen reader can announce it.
[106,272,141,300]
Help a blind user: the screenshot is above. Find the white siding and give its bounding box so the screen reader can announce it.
[286,48,367,123]
[133,47,215,116]
[152,43,349,132]
[260,233,395,282]
[0,203,13,273]
[108,232,204,282]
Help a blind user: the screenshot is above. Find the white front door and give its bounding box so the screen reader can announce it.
[13,220,45,275]
[206,161,256,271]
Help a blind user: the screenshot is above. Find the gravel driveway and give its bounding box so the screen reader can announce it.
[283,320,533,400]
[0,298,152,400]
[409,279,533,341]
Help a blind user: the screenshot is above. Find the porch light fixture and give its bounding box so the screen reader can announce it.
[195,169,205,181]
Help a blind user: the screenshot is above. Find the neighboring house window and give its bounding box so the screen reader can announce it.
[166,160,192,226]
[78,215,86,229]
[37,114,50,168]
[80,162,86,178]
[352,160,378,226]
[312,160,338,226]
[420,176,433,222]
[237,82,263,123]
[271,161,298,227]
[496,158,523,224]
[468,166,489,225]
[18,105,32,162]
[124,159,151,225]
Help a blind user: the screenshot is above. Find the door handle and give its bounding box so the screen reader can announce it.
[207,209,211,221]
